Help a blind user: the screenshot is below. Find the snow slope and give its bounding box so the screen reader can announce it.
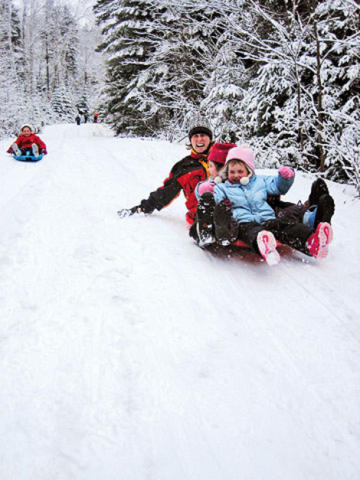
[0,124,359,480]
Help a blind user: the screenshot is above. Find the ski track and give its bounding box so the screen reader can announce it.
[0,124,359,480]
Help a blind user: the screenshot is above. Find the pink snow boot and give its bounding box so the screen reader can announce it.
[306,222,333,259]
[257,230,280,266]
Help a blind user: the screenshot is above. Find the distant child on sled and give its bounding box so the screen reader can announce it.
[7,124,47,157]
[194,145,333,265]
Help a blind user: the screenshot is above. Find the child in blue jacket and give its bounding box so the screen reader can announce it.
[211,146,333,265]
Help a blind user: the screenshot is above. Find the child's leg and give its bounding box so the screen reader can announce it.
[263,218,333,259]
[237,222,280,265]
[31,143,39,156]
[313,194,335,228]
[192,193,216,247]
[263,218,312,253]
[189,222,199,241]
[307,178,329,207]
[306,222,333,259]
[12,143,22,155]
[276,203,306,223]
[236,222,264,249]
[20,147,32,155]
[303,195,335,228]
[213,201,239,246]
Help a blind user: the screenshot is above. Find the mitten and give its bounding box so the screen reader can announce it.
[198,181,215,196]
[130,205,141,214]
[278,166,295,179]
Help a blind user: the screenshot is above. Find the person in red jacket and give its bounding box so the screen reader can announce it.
[7,124,47,157]
[118,124,214,223]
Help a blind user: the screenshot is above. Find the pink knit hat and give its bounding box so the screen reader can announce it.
[226,145,255,175]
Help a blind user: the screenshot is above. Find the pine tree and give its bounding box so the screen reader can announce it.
[135,1,219,138]
[0,0,25,136]
[94,0,161,135]
[94,0,221,137]
[219,0,360,187]
[305,0,360,182]
[51,84,76,121]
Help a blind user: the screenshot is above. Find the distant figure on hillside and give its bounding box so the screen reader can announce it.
[93,113,99,123]
[7,124,47,157]
[84,113,88,123]
[75,115,81,125]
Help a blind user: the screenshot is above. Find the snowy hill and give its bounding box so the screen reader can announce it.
[0,124,359,480]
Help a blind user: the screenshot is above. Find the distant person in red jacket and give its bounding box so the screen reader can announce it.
[7,124,47,157]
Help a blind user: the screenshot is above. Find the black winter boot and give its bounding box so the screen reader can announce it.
[196,193,216,247]
[313,194,335,228]
[214,201,238,246]
[308,178,329,207]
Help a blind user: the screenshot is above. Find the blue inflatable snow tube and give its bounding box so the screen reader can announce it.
[13,153,44,162]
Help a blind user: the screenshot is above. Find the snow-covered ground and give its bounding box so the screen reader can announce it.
[0,124,359,480]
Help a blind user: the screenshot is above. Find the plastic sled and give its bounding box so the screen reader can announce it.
[13,152,44,162]
[232,239,282,248]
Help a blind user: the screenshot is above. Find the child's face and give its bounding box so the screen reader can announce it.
[21,127,32,136]
[228,161,248,184]
[209,160,220,178]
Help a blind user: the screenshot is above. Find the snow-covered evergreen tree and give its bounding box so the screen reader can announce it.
[305,0,360,183]
[136,1,219,139]
[1,0,358,191]
[94,0,222,138]
[221,0,359,188]
[0,0,25,135]
[0,0,105,135]
[51,84,76,121]
[94,0,161,135]
[200,1,254,143]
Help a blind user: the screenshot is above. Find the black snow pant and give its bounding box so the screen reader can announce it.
[268,195,307,224]
[189,221,198,241]
[235,219,314,256]
[19,147,32,155]
[189,193,216,243]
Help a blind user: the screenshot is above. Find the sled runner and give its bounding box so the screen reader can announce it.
[13,151,44,162]
[230,238,281,248]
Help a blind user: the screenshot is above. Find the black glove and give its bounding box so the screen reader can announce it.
[117,205,141,218]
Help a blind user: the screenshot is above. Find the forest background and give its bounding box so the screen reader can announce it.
[1,0,359,191]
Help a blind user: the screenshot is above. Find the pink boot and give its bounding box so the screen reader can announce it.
[257,230,280,266]
[306,222,333,259]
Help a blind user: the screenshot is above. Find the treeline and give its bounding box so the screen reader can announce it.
[0,0,104,136]
[94,0,360,189]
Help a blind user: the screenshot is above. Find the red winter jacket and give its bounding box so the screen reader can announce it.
[7,133,47,154]
[138,149,211,223]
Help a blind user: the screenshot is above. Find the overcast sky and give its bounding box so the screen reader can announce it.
[13,0,96,26]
